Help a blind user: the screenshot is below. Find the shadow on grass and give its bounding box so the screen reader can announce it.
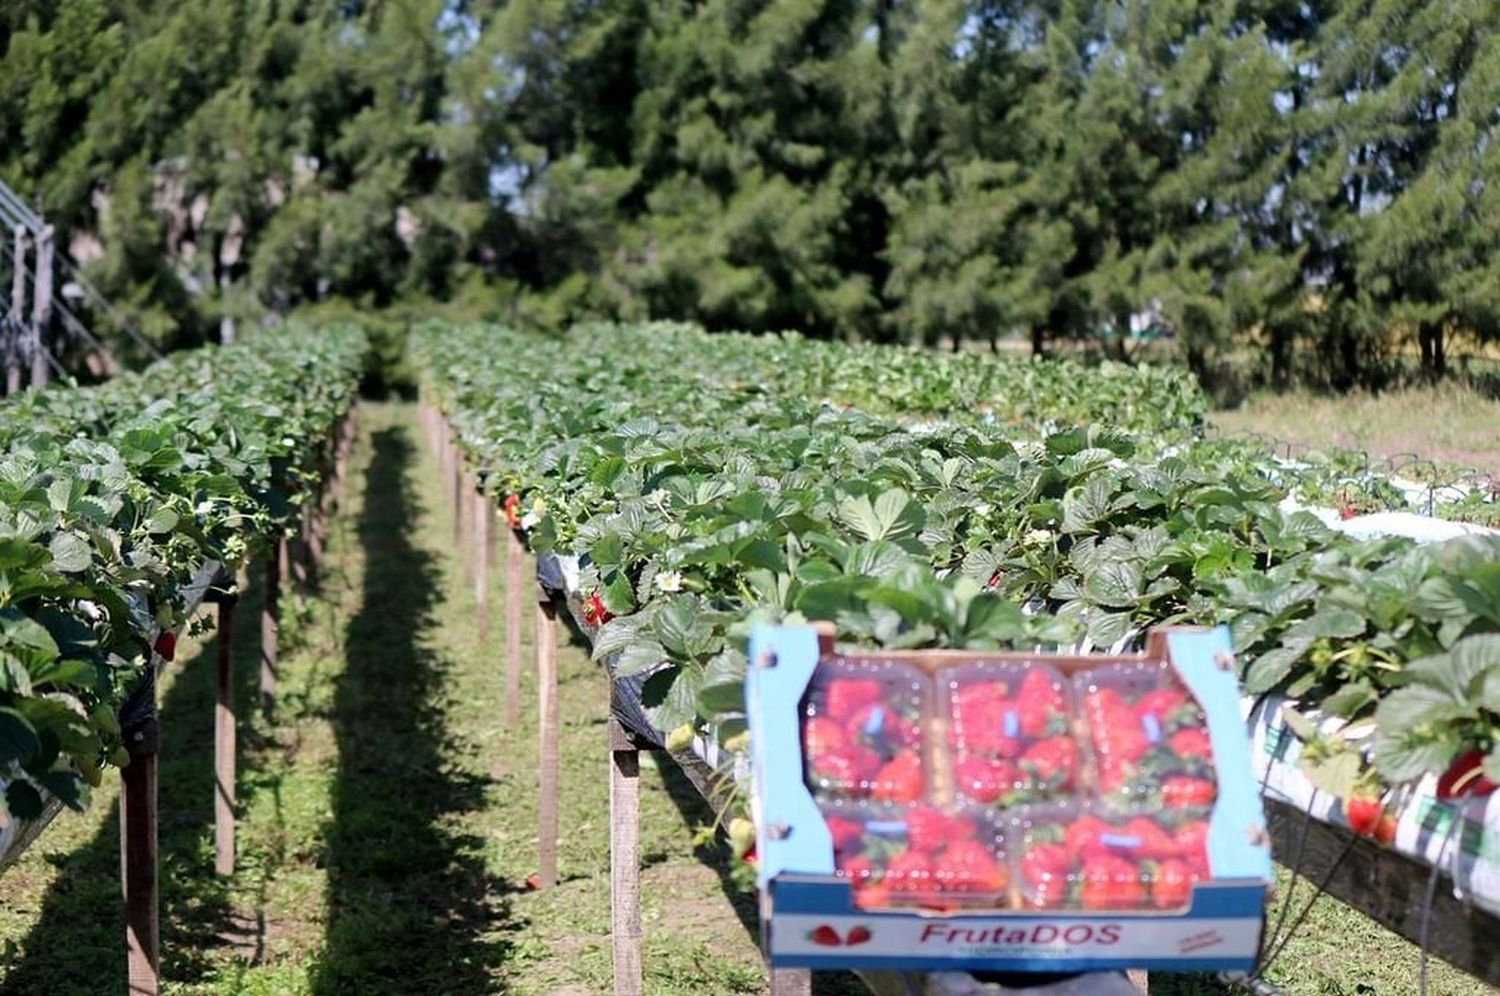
[0,573,270,993]
[310,425,512,995]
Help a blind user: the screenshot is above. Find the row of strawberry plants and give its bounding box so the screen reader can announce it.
[0,326,367,825]
[415,322,1499,811]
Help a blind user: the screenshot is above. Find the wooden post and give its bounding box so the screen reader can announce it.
[260,539,281,711]
[121,752,160,995]
[475,493,491,641]
[536,596,559,889]
[451,443,464,551]
[504,531,523,727]
[29,223,52,388]
[6,225,25,395]
[214,595,238,876]
[609,715,643,996]
[120,665,162,996]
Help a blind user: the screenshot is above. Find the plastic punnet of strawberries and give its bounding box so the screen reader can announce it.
[1078,663,1216,824]
[1015,805,1210,911]
[803,663,928,803]
[947,663,1079,808]
[824,803,1010,911]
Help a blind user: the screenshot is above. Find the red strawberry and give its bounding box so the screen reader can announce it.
[825,816,864,855]
[1020,736,1077,787]
[936,840,1009,893]
[907,805,964,855]
[503,493,521,528]
[885,850,937,893]
[839,855,876,882]
[1376,814,1398,846]
[1016,670,1067,738]
[582,591,613,626]
[1100,726,1151,765]
[854,881,891,910]
[1152,858,1195,909]
[1080,855,1146,910]
[1437,749,1499,799]
[1020,842,1070,889]
[953,754,1018,804]
[870,749,924,803]
[1134,688,1190,722]
[823,679,885,722]
[808,925,843,946]
[1346,796,1384,837]
[1168,727,1214,762]
[845,925,872,946]
[1162,776,1216,810]
[1123,817,1181,861]
[154,631,177,662]
[802,717,844,761]
[812,744,881,788]
[1064,814,1112,862]
[1175,821,1211,877]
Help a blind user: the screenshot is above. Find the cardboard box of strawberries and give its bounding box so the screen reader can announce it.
[745,624,1273,974]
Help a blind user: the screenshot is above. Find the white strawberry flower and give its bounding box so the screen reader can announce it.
[656,570,684,593]
[1024,528,1053,545]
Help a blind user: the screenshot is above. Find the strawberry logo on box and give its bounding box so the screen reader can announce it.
[806,924,874,947]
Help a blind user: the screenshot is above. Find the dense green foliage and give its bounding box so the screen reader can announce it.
[4,2,1499,386]
[416,322,1500,804]
[0,326,365,821]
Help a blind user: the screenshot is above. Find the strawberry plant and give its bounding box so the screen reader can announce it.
[0,325,366,828]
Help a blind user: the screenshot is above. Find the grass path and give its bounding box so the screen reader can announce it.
[0,400,782,995]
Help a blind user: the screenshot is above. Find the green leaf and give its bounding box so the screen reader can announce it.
[1300,750,1362,799]
[836,489,922,542]
[1245,647,1301,693]
[0,707,41,765]
[47,533,92,573]
[612,640,667,677]
[5,779,44,820]
[1083,559,1143,608]
[33,769,89,812]
[642,665,702,731]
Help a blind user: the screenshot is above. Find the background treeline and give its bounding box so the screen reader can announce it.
[3,0,1498,390]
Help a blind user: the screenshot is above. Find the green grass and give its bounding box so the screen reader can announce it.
[1211,383,1500,478]
[2,400,1495,996]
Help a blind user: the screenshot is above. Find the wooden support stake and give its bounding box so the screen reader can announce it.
[121,752,159,995]
[30,224,53,388]
[536,597,559,889]
[504,531,523,727]
[260,540,281,711]
[609,716,643,996]
[475,493,492,641]
[451,443,464,550]
[215,597,237,876]
[6,226,24,396]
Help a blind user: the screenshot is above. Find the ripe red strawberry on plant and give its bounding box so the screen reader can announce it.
[870,749,924,803]
[582,591,613,626]
[1437,749,1499,799]
[503,493,521,528]
[1345,795,1385,837]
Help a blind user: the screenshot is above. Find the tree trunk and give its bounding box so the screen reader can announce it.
[1030,324,1046,357]
[1270,324,1291,389]
[1434,324,1446,378]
